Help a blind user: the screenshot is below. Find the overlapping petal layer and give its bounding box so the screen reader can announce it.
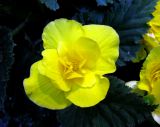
[24,18,119,109]
[24,62,71,109]
[138,46,160,123]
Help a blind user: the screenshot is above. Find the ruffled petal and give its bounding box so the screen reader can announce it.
[42,18,84,49]
[93,57,116,75]
[65,77,109,107]
[143,46,160,69]
[83,25,119,74]
[138,80,150,92]
[139,46,160,88]
[73,37,101,68]
[71,71,97,88]
[151,80,160,104]
[38,49,71,91]
[23,62,71,110]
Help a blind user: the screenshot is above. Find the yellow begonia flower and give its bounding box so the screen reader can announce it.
[138,46,160,115]
[143,1,160,51]
[24,19,119,109]
[134,1,160,62]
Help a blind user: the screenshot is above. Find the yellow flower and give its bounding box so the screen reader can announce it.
[23,19,119,109]
[133,1,160,62]
[138,46,160,114]
[143,1,160,51]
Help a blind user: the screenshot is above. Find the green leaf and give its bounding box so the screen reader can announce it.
[39,0,59,11]
[0,26,14,111]
[96,0,113,6]
[105,0,157,66]
[57,76,155,127]
[73,0,157,66]
[73,8,105,24]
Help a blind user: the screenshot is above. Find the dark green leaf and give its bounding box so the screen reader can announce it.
[0,26,14,111]
[105,0,157,66]
[73,0,157,66]
[73,8,105,24]
[39,0,59,11]
[57,76,155,127]
[96,0,113,6]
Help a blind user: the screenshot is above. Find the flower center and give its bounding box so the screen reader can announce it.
[59,56,86,80]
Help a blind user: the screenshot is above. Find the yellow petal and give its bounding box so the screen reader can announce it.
[151,80,160,105]
[66,72,83,79]
[141,47,160,81]
[138,80,150,92]
[65,77,110,107]
[93,57,116,75]
[138,46,160,92]
[83,25,119,74]
[38,49,71,91]
[42,18,84,49]
[143,46,160,68]
[143,32,160,51]
[80,71,97,87]
[73,37,100,68]
[72,71,97,88]
[23,62,71,110]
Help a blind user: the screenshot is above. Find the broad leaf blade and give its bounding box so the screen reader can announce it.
[105,0,157,66]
